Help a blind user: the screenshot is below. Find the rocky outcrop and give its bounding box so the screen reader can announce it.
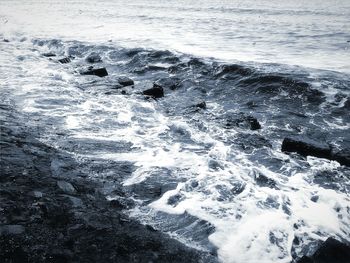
[58,57,71,64]
[281,138,349,166]
[0,104,217,263]
[297,238,350,263]
[81,67,108,77]
[118,77,134,87]
[86,52,102,63]
[143,84,164,98]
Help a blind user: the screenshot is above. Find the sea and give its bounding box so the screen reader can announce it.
[0,0,349,262]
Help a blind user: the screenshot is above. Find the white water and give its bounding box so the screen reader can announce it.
[1,1,350,263]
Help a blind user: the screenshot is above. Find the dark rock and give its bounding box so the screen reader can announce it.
[42,52,56,57]
[63,195,83,207]
[29,190,43,198]
[332,149,350,167]
[194,101,206,109]
[281,138,349,166]
[81,68,108,77]
[282,138,331,159]
[154,77,181,90]
[253,171,277,189]
[225,113,261,130]
[298,255,313,263]
[111,83,124,89]
[118,77,134,86]
[57,181,76,194]
[0,225,25,235]
[298,238,350,263]
[143,84,164,98]
[3,39,10,43]
[310,195,319,202]
[58,57,71,64]
[86,52,102,63]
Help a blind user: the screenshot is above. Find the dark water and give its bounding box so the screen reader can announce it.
[1,1,350,262]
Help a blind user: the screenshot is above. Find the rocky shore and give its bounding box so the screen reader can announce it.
[0,103,217,262]
[1,38,349,262]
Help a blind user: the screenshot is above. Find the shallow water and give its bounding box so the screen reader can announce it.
[1,1,350,263]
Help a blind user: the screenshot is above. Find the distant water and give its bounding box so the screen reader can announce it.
[1,1,350,263]
[1,0,350,73]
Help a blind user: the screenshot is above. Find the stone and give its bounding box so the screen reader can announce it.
[281,138,350,166]
[81,68,108,77]
[253,171,277,189]
[225,113,261,130]
[194,101,206,109]
[30,191,43,198]
[298,238,350,263]
[42,52,56,57]
[282,138,331,158]
[154,78,181,90]
[142,84,164,98]
[86,53,102,63]
[58,57,71,64]
[0,225,25,235]
[63,195,83,207]
[57,181,76,194]
[118,77,134,87]
[332,149,350,167]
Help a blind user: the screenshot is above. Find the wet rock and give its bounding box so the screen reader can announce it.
[81,67,108,77]
[154,77,181,90]
[167,194,184,206]
[225,113,261,130]
[298,238,350,263]
[143,84,164,98]
[0,225,25,235]
[253,171,277,189]
[281,138,349,166]
[234,133,271,152]
[86,52,102,63]
[29,190,43,198]
[58,57,71,64]
[282,138,331,159]
[42,52,56,57]
[310,195,319,202]
[118,76,134,87]
[63,195,83,207]
[332,149,350,167]
[193,101,206,109]
[57,181,76,194]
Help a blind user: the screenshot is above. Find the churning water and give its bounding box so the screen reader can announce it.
[1,1,349,262]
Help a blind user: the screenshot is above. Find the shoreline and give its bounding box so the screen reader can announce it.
[0,103,218,262]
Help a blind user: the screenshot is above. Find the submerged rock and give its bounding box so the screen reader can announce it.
[298,238,350,263]
[0,225,25,235]
[86,52,102,63]
[281,138,349,166]
[193,101,207,109]
[81,68,108,77]
[118,77,134,87]
[154,77,181,90]
[143,84,164,98]
[58,57,71,64]
[42,52,56,57]
[282,138,331,159]
[57,181,76,194]
[225,113,261,130]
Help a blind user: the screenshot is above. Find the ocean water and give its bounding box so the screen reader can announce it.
[1,1,350,263]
